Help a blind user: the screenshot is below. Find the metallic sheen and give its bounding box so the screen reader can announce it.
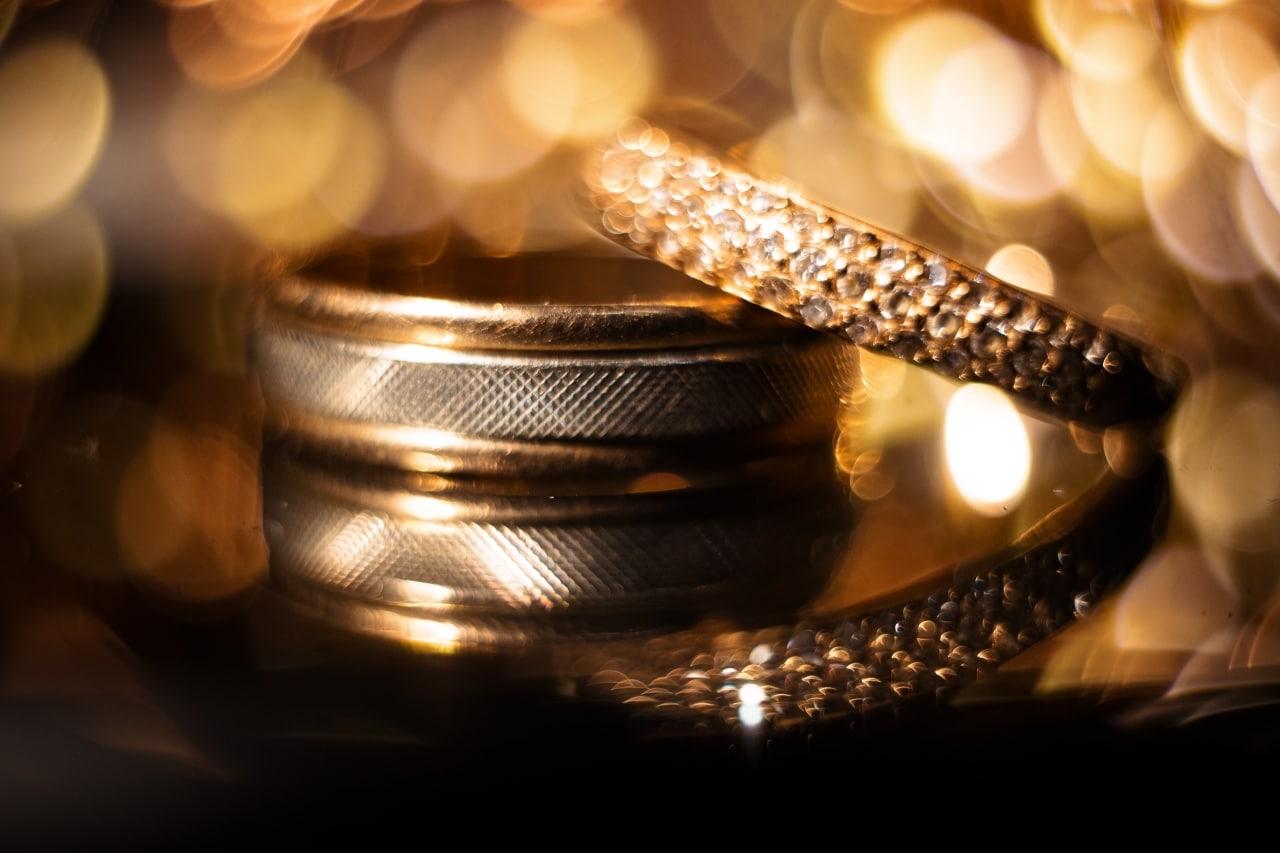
[252,254,857,475]
[263,450,852,645]
[582,120,1185,428]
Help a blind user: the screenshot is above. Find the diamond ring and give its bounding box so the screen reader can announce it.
[581,119,1184,429]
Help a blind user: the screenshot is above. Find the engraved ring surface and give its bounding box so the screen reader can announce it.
[252,255,856,476]
[582,119,1184,428]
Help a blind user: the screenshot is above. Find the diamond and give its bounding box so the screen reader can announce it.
[584,123,1182,426]
[799,297,835,327]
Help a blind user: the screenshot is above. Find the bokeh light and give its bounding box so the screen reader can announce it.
[165,71,385,249]
[736,680,765,727]
[959,53,1076,208]
[167,1,308,90]
[1178,8,1280,156]
[944,384,1031,517]
[875,10,1033,167]
[0,37,109,224]
[752,106,918,235]
[1246,70,1280,211]
[501,11,653,143]
[1235,158,1280,282]
[1142,107,1261,283]
[392,4,564,185]
[1168,370,1280,554]
[986,243,1054,297]
[116,416,267,611]
[0,204,109,377]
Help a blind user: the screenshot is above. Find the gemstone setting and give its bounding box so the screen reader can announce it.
[583,123,1182,427]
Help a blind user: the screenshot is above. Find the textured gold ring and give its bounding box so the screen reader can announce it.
[582,119,1184,428]
[251,254,856,476]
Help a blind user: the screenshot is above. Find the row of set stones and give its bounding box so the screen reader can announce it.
[586,133,1153,425]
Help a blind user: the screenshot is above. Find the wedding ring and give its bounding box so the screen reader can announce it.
[581,119,1184,428]
[262,449,851,645]
[252,254,856,476]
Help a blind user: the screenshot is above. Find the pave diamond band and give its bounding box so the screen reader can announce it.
[582,119,1183,428]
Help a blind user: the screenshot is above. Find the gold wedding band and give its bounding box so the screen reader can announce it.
[582,119,1184,428]
[253,253,856,476]
[250,249,859,643]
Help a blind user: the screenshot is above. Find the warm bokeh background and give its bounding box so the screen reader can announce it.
[2,0,1279,822]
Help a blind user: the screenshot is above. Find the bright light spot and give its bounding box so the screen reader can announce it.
[1168,370,1280,552]
[737,681,765,727]
[502,11,652,143]
[1235,158,1280,282]
[960,53,1076,206]
[986,244,1054,297]
[228,79,384,248]
[1070,18,1158,83]
[166,76,385,249]
[1036,70,1089,187]
[168,3,306,89]
[1246,71,1280,213]
[0,204,109,376]
[0,38,109,223]
[1178,10,1280,156]
[1036,1,1158,82]
[1071,58,1171,178]
[930,37,1033,163]
[752,107,918,234]
[1066,150,1148,228]
[1142,107,1260,283]
[877,11,1032,166]
[393,5,559,185]
[944,384,1031,516]
[406,618,462,652]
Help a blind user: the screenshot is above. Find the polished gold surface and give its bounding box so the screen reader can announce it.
[253,253,857,475]
[264,253,818,350]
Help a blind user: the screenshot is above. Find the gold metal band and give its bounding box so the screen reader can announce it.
[581,119,1184,428]
[251,254,856,476]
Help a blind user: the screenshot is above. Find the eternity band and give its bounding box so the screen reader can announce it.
[582,119,1184,428]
